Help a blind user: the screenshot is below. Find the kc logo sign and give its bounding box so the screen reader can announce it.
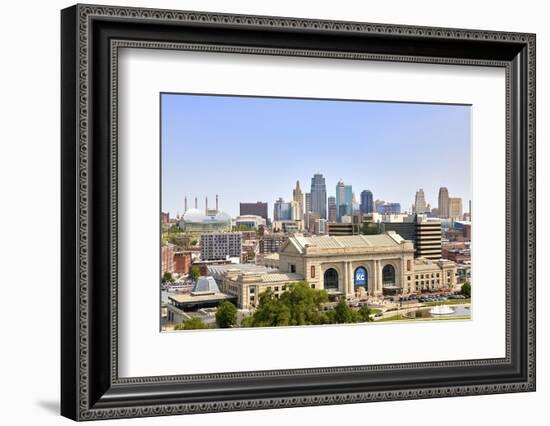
[354,267,367,286]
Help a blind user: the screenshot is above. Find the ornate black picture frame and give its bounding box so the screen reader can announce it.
[61,3,536,421]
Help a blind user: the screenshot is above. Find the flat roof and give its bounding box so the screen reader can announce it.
[169,292,235,304]
[259,272,304,283]
[288,233,406,253]
[207,264,276,276]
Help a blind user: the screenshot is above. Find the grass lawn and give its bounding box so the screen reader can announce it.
[375,314,470,323]
[376,314,406,322]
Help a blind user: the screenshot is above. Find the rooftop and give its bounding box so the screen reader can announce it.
[286,232,407,254]
[207,263,276,276]
[168,292,235,304]
[259,272,304,283]
[180,208,231,224]
[413,258,455,271]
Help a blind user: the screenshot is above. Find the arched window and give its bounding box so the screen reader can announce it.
[323,268,339,290]
[354,267,368,289]
[382,264,396,287]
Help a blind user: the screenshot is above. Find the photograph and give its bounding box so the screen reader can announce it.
[57,3,536,420]
[160,93,473,331]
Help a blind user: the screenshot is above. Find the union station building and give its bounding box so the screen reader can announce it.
[210,232,457,309]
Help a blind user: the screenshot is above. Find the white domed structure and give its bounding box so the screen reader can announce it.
[178,208,232,232]
[214,211,231,222]
[182,208,206,223]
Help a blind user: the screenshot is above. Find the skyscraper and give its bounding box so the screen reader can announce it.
[414,188,428,213]
[310,173,327,219]
[290,200,300,221]
[376,202,401,214]
[360,190,374,214]
[448,197,463,221]
[438,187,450,218]
[335,179,353,221]
[384,217,442,260]
[328,196,337,223]
[292,180,304,220]
[305,193,311,214]
[273,197,292,221]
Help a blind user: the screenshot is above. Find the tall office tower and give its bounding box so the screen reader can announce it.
[384,218,442,260]
[240,202,268,221]
[438,187,450,218]
[290,200,300,221]
[305,193,311,215]
[274,198,292,221]
[360,190,374,214]
[351,192,360,214]
[305,211,321,233]
[335,179,353,221]
[292,180,304,220]
[415,220,442,260]
[310,173,327,219]
[328,196,337,223]
[414,188,428,213]
[376,202,401,215]
[448,197,463,221]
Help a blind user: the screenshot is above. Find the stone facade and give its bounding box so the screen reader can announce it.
[210,233,457,309]
[277,233,457,297]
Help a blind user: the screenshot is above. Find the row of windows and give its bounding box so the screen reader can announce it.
[415,273,441,279]
[418,279,440,285]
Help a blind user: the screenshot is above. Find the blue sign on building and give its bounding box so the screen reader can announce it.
[354,267,367,287]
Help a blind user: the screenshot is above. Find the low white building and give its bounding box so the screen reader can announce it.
[234,214,266,229]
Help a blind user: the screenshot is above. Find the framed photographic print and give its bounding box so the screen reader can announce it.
[61,4,536,421]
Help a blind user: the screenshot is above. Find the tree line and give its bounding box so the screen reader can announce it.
[175,282,373,330]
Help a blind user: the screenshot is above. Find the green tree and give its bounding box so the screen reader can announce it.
[358,304,373,322]
[279,282,328,325]
[190,266,201,281]
[175,317,208,330]
[461,282,471,298]
[319,309,336,325]
[216,301,238,328]
[161,271,174,284]
[247,289,292,327]
[240,315,254,328]
[245,283,328,327]
[333,300,359,324]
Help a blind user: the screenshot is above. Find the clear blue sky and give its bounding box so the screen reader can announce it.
[161,93,471,219]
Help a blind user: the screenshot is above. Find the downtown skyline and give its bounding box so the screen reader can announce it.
[162,93,472,218]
